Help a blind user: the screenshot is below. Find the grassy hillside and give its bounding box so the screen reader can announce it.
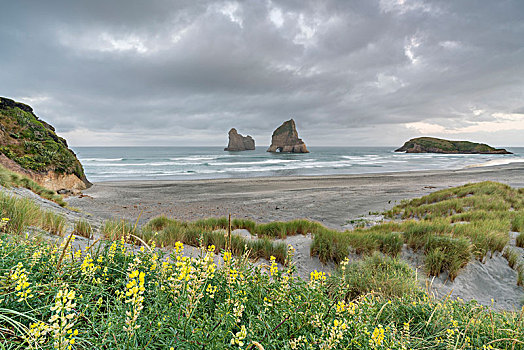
[0,97,86,179]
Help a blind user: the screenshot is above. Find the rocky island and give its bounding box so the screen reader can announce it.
[0,97,90,192]
[224,128,255,151]
[395,137,512,154]
[267,119,309,153]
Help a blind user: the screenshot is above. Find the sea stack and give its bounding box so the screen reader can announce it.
[0,97,91,192]
[395,137,512,154]
[224,128,255,151]
[267,119,309,153]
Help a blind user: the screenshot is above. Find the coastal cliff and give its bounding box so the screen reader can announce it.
[267,119,309,153]
[224,128,255,151]
[395,137,512,154]
[0,97,90,191]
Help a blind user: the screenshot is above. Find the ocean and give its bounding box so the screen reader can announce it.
[72,146,524,183]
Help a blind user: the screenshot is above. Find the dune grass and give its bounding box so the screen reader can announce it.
[327,252,419,300]
[517,232,524,248]
[136,182,522,280]
[102,219,139,241]
[0,191,42,234]
[311,181,523,280]
[1,233,522,349]
[140,216,289,263]
[73,219,93,239]
[40,211,67,236]
[0,163,66,206]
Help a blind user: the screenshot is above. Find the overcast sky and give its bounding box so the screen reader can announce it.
[1,0,523,147]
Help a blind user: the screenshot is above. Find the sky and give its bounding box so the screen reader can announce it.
[1,0,523,147]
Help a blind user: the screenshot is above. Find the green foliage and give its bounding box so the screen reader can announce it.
[40,211,66,236]
[102,219,138,241]
[512,211,524,232]
[328,252,420,300]
[503,247,520,269]
[0,100,85,178]
[0,192,41,234]
[0,234,522,349]
[73,219,93,239]
[141,216,288,264]
[424,236,471,280]
[517,232,524,248]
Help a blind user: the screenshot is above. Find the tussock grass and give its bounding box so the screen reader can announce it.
[512,211,524,232]
[517,264,524,287]
[40,211,66,236]
[73,219,93,239]
[517,232,524,248]
[328,252,419,300]
[503,247,520,269]
[424,236,471,279]
[0,192,41,234]
[140,216,289,263]
[102,219,138,241]
[0,164,66,206]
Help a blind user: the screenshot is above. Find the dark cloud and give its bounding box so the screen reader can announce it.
[0,0,523,146]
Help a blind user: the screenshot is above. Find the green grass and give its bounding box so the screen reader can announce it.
[73,219,93,239]
[137,182,522,280]
[0,191,41,234]
[424,235,471,279]
[40,211,66,236]
[0,233,522,349]
[503,247,521,269]
[141,217,289,263]
[517,232,524,248]
[0,164,66,206]
[102,219,138,241]
[512,211,524,232]
[328,252,419,300]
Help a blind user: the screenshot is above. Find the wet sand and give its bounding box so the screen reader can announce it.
[68,163,524,228]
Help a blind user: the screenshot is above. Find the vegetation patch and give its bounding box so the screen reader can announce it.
[0,234,523,349]
[0,97,85,178]
[73,219,93,239]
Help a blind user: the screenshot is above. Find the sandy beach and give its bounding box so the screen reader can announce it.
[68,163,524,228]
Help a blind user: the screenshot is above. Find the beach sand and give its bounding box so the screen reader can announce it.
[68,163,524,229]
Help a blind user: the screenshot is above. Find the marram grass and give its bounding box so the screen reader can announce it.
[0,233,523,349]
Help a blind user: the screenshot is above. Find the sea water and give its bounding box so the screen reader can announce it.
[72,146,524,182]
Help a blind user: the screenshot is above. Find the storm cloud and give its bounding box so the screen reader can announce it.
[1,0,523,146]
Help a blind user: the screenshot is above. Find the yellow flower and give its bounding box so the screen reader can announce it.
[223,251,232,264]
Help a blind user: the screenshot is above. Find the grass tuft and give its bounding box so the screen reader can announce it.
[73,219,93,239]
